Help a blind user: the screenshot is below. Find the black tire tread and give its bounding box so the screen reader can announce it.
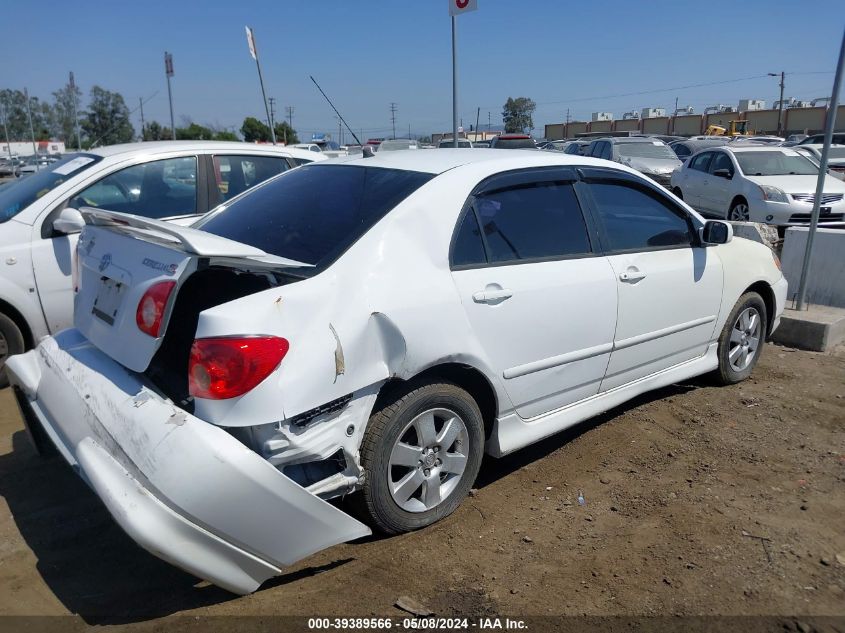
[713,291,766,386]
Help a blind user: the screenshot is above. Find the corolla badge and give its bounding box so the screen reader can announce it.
[98,253,112,272]
[142,258,178,275]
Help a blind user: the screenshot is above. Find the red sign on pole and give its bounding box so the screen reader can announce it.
[448,0,477,16]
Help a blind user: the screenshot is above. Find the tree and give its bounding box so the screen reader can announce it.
[81,86,134,147]
[0,89,51,141]
[241,116,270,142]
[176,122,215,140]
[52,82,83,147]
[214,130,239,141]
[502,97,536,134]
[273,121,299,144]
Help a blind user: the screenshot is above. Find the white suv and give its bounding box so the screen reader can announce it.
[0,141,323,382]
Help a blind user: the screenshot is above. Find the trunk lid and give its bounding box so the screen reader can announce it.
[74,208,309,373]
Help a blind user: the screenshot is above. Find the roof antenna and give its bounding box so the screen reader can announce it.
[309,76,362,146]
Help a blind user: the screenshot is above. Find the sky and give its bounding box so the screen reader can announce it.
[4,1,845,141]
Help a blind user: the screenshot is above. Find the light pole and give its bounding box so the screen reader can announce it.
[769,71,785,136]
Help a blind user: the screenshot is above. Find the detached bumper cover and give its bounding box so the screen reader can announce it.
[6,329,371,595]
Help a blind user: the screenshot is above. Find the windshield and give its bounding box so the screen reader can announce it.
[735,151,819,176]
[0,153,102,223]
[196,165,434,269]
[616,142,678,160]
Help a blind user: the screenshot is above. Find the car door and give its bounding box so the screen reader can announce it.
[31,155,202,334]
[579,168,723,391]
[700,150,737,217]
[677,151,713,210]
[450,168,618,420]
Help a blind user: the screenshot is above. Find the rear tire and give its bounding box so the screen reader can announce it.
[672,187,683,200]
[359,380,484,535]
[713,292,767,385]
[0,312,25,389]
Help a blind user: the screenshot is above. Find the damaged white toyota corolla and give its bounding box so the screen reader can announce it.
[8,150,787,594]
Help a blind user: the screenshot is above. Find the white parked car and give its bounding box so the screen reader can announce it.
[793,144,845,181]
[670,145,845,224]
[0,141,324,383]
[8,150,787,594]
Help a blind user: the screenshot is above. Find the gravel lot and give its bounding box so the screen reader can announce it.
[0,343,843,629]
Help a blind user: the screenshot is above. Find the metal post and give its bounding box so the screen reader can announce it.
[254,56,276,145]
[1,100,13,162]
[24,88,37,159]
[475,107,480,143]
[795,29,845,311]
[70,72,82,150]
[165,52,176,140]
[451,15,458,148]
[139,97,145,141]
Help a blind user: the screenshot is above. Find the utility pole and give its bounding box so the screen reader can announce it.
[451,15,458,147]
[245,27,276,145]
[286,105,294,132]
[390,102,398,139]
[770,71,785,136]
[408,123,411,140]
[69,72,82,150]
[488,111,491,131]
[139,97,146,141]
[1,100,13,162]
[475,107,480,142]
[24,88,37,158]
[164,52,176,140]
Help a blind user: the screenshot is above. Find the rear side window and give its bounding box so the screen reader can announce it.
[587,181,692,252]
[459,182,591,265]
[197,165,433,269]
[212,155,289,203]
[451,209,486,267]
[673,144,691,158]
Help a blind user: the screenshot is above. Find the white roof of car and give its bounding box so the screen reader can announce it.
[85,140,320,161]
[323,148,626,175]
[722,145,801,154]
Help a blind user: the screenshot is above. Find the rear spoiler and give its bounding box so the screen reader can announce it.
[80,208,311,267]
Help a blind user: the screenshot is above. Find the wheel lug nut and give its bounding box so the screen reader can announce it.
[424,469,431,476]
[435,459,441,466]
[434,446,439,452]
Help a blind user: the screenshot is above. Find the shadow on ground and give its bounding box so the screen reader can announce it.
[0,380,703,623]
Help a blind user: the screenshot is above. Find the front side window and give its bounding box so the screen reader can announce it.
[196,165,433,269]
[213,155,289,203]
[709,152,735,175]
[466,181,592,264]
[688,152,713,172]
[587,181,692,252]
[70,156,197,218]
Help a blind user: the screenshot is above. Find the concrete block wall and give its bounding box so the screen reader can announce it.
[780,227,845,308]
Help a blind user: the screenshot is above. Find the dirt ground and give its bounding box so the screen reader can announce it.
[0,343,843,629]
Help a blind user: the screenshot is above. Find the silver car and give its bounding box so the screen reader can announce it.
[587,137,683,187]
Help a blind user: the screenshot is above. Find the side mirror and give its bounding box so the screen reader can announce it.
[52,207,85,235]
[712,168,733,179]
[700,220,733,245]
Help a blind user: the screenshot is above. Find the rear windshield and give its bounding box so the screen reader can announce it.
[494,138,535,149]
[0,153,102,223]
[196,165,434,269]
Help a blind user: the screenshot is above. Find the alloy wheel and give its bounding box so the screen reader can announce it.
[730,203,750,221]
[729,307,761,372]
[387,407,469,513]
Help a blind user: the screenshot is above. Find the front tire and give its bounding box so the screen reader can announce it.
[0,312,25,388]
[672,187,684,200]
[713,292,767,385]
[359,380,485,535]
[729,198,750,222]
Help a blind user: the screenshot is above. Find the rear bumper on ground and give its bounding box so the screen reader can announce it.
[6,329,371,595]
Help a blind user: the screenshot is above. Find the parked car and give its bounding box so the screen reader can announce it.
[798,133,845,145]
[670,138,731,162]
[0,141,324,383]
[378,139,419,152]
[291,143,323,153]
[794,144,845,181]
[438,138,473,148]
[670,145,845,224]
[782,134,808,146]
[8,149,786,594]
[473,140,491,148]
[587,137,682,187]
[563,140,591,155]
[540,140,574,152]
[489,134,536,149]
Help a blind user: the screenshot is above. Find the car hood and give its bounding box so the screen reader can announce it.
[745,174,845,194]
[623,157,682,174]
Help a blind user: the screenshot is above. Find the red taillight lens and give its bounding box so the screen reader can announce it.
[135,281,176,337]
[188,336,289,400]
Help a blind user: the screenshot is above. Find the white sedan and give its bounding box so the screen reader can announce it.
[8,150,787,594]
[670,145,845,225]
[0,141,324,384]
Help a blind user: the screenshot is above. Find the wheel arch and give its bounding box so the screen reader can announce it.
[374,363,499,441]
[0,298,34,349]
[743,280,776,337]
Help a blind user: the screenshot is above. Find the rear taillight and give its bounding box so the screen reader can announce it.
[135,281,176,337]
[188,336,289,400]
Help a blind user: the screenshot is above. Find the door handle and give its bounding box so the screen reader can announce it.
[472,288,513,303]
[619,269,646,283]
